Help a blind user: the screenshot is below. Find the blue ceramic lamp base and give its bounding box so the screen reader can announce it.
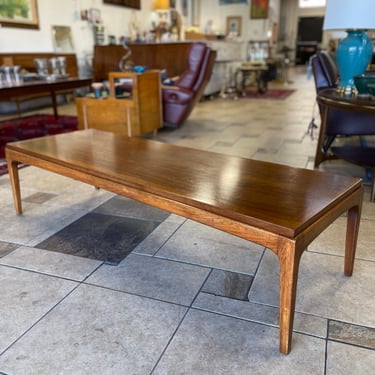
[336,30,373,95]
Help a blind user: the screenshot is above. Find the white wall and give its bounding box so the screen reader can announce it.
[0,0,281,64]
[0,0,155,54]
[199,0,280,43]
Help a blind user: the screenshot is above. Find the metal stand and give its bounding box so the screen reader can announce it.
[304,117,318,140]
[303,101,318,140]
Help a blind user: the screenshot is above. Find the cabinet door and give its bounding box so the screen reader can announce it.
[137,72,162,134]
[76,98,135,136]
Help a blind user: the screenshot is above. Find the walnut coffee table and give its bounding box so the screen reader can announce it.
[5,129,363,354]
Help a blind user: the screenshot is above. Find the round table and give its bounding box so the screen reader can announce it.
[316,88,375,200]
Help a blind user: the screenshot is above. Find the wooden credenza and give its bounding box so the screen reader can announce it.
[93,43,192,81]
[76,70,162,136]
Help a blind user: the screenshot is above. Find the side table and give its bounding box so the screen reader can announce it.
[235,63,269,94]
[316,88,375,200]
[75,70,162,137]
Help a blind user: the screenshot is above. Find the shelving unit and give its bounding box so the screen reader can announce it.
[76,70,162,136]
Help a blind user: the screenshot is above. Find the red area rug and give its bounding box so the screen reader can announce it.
[240,89,295,100]
[0,114,77,175]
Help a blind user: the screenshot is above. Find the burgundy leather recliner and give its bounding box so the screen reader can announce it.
[162,42,216,126]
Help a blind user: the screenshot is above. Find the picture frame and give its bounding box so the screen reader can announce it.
[220,0,247,4]
[89,8,101,23]
[103,0,140,10]
[226,16,242,37]
[250,0,269,19]
[0,0,39,29]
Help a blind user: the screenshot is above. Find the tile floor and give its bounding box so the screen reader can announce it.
[0,68,374,374]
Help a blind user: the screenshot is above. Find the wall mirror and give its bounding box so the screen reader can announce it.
[52,25,75,53]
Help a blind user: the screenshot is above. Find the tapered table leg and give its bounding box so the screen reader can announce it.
[7,158,23,214]
[278,243,303,354]
[344,203,362,276]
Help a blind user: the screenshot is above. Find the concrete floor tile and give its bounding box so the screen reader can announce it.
[153,309,325,375]
[0,202,89,246]
[326,341,375,375]
[156,220,264,274]
[45,182,114,210]
[134,214,186,256]
[309,217,375,261]
[249,251,375,328]
[0,266,77,354]
[14,167,114,211]
[0,246,102,281]
[86,253,210,306]
[194,292,327,338]
[328,320,375,349]
[93,195,170,221]
[17,166,84,194]
[0,241,19,258]
[201,269,253,301]
[23,191,56,204]
[36,212,163,264]
[361,197,375,220]
[0,284,186,375]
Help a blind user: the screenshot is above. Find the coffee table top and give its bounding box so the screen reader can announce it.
[6,129,362,238]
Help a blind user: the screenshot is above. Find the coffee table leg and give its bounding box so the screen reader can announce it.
[7,159,23,214]
[278,243,303,354]
[344,203,362,276]
[51,90,58,118]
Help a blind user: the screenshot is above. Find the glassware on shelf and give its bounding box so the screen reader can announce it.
[3,66,13,84]
[57,56,67,76]
[13,65,22,83]
[50,58,60,76]
[34,58,49,77]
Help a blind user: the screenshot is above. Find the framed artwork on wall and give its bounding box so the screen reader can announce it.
[250,0,269,19]
[89,8,101,23]
[0,0,39,29]
[103,0,140,10]
[226,16,242,36]
[220,0,247,4]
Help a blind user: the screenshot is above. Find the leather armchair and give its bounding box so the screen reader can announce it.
[162,42,216,126]
[311,51,375,168]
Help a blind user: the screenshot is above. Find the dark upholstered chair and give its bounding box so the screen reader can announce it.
[311,51,375,168]
[162,42,216,126]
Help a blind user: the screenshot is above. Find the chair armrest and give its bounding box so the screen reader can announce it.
[162,86,193,105]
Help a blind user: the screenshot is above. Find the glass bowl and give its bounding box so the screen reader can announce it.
[354,73,375,96]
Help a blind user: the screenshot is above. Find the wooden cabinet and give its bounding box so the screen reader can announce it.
[93,43,192,81]
[76,70,162,136]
